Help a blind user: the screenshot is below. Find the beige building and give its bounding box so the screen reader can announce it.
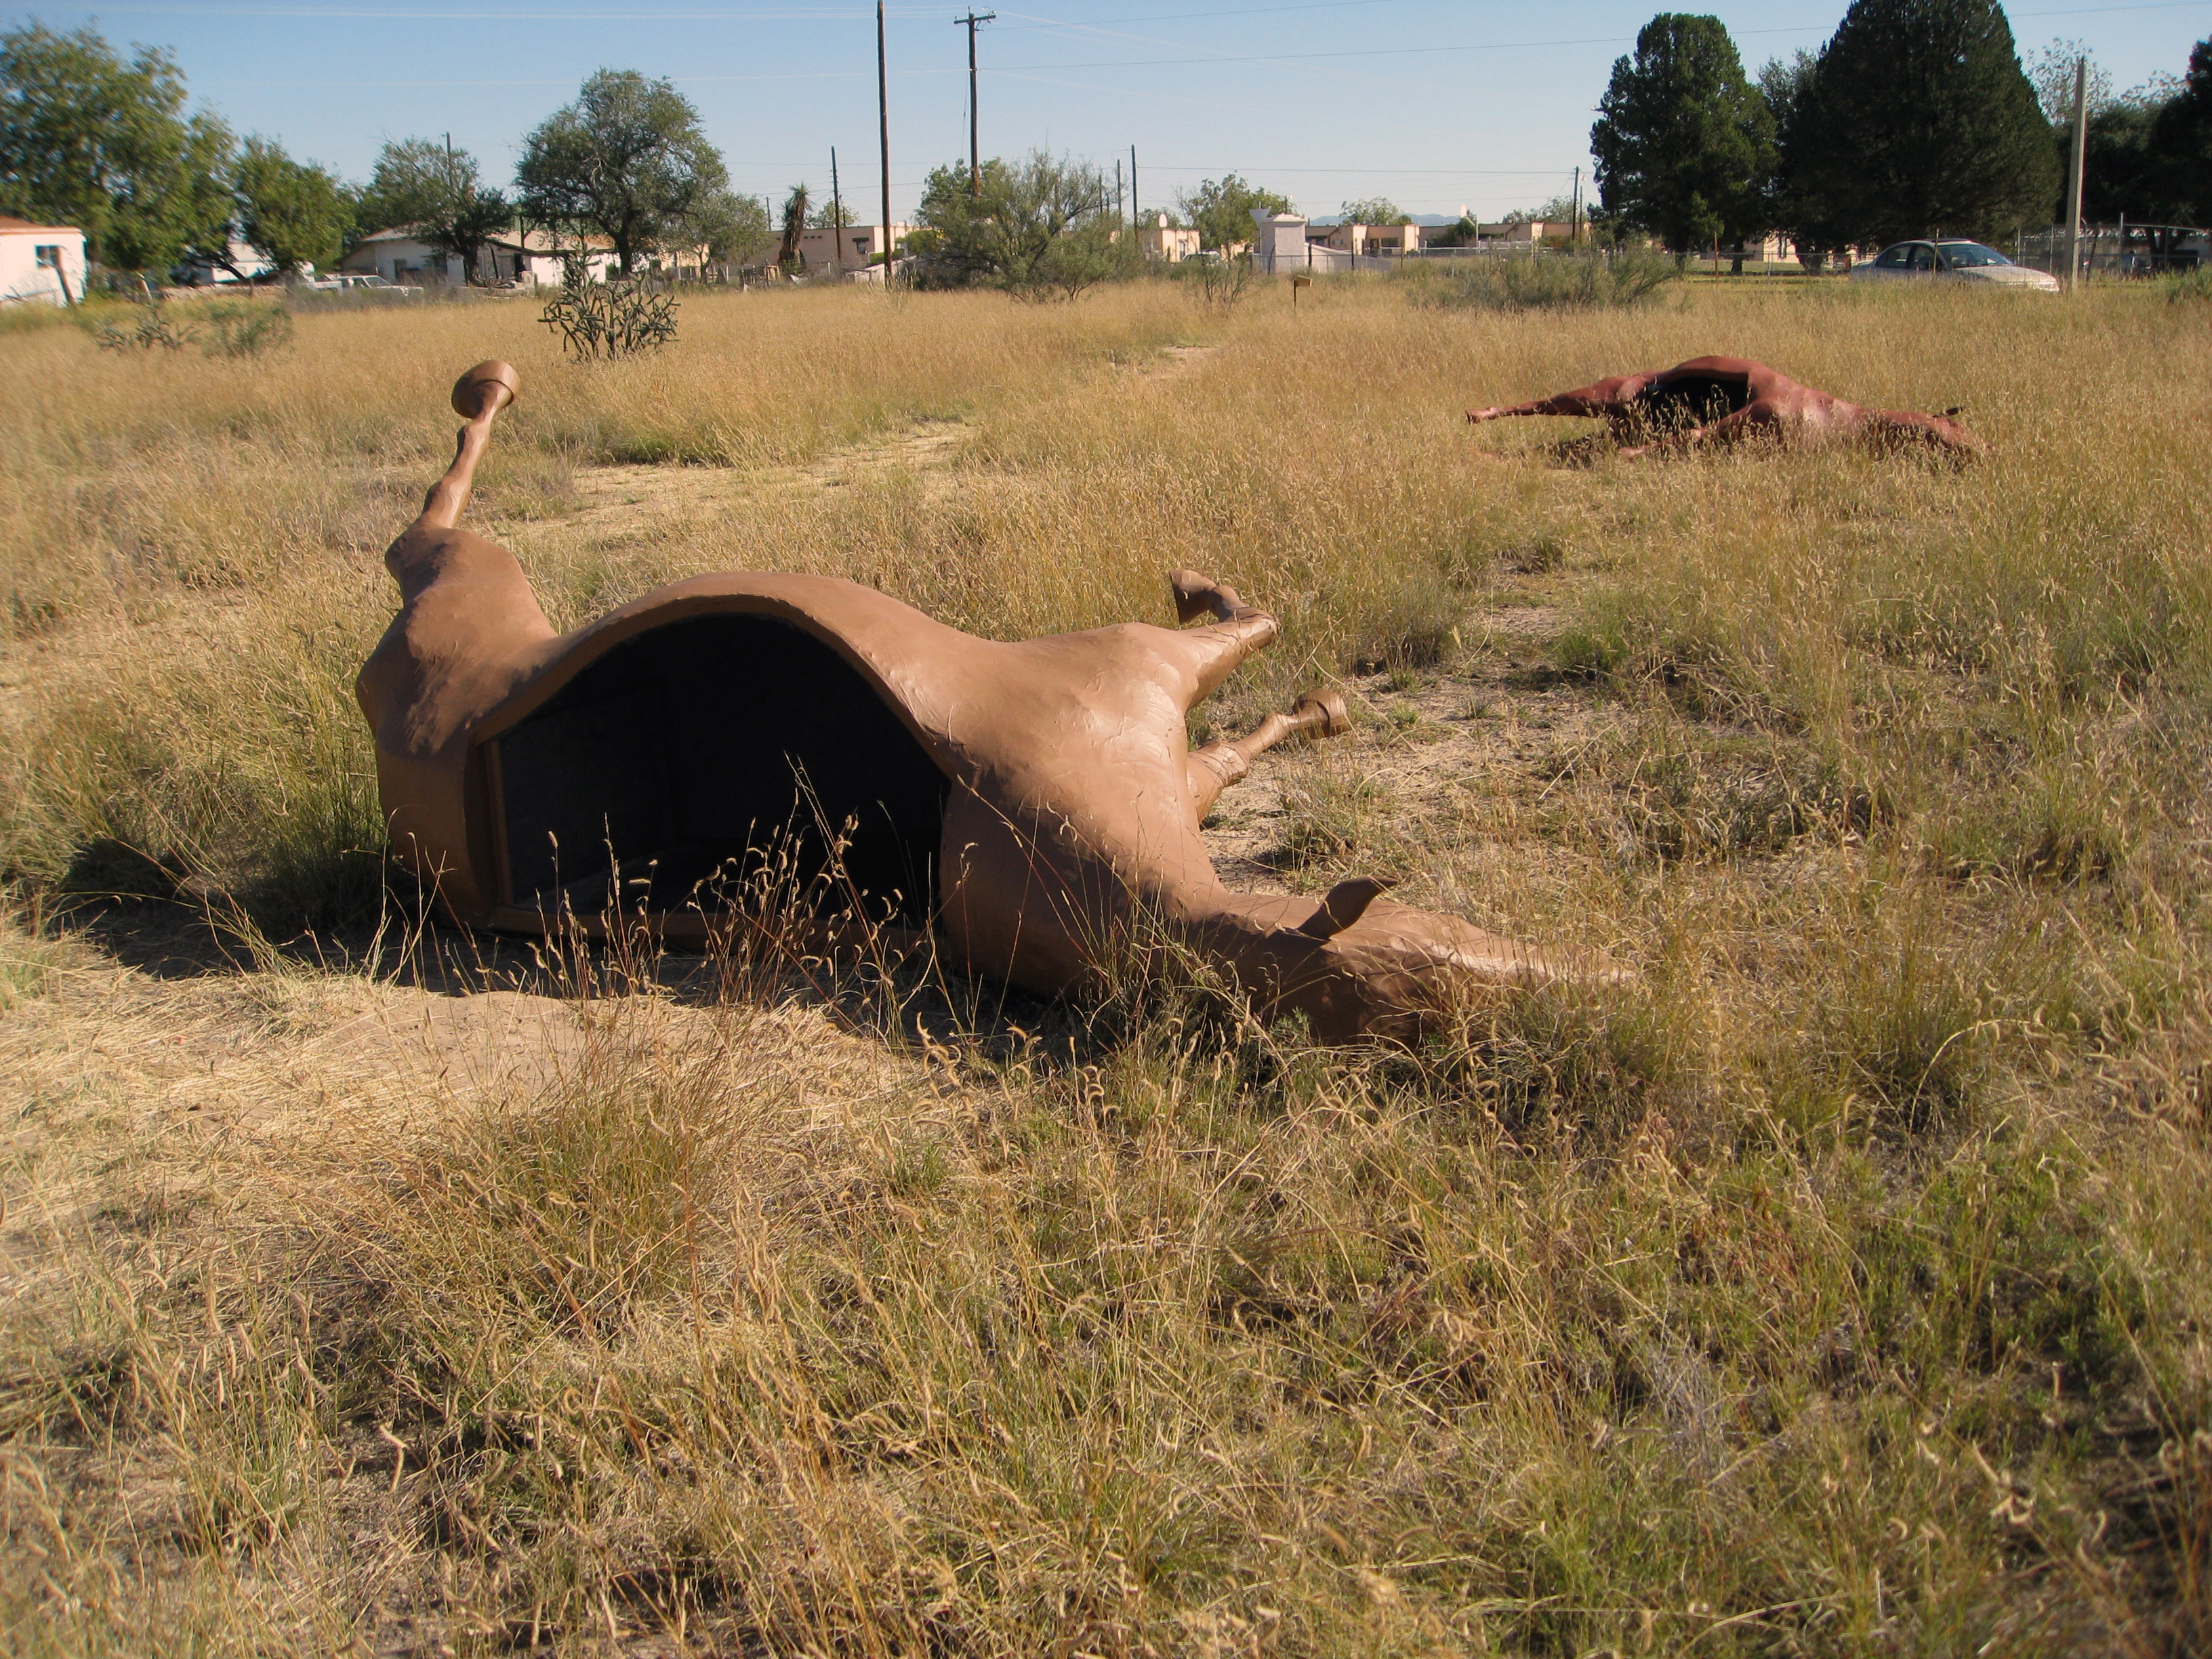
[1139,215,1201,262]
[790,223,910,278]
[1314,221,1421,257]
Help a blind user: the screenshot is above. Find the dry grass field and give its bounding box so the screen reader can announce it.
[2,272,2209,1656]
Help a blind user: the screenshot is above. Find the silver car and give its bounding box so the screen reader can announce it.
[1851,239,2060,291]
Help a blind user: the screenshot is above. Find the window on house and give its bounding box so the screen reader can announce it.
[35,245,61,268]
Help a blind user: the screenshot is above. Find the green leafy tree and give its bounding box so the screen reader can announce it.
[1427,213,1483,247]
[1591,14,1776,253]
[1338,196,1410,224]
[1502,193,1582,226]
[1783,0,2055,249]
[230,136,350,277]
[0,22,232,272]
[687,188,772,268]
[356,138,510,281]
[516,70,729,274]
[808,199,855,228]
[908,150,1137,300]
[2022,43,2198,225]
[1174,173,1291,250]
[2026,37,2114,125]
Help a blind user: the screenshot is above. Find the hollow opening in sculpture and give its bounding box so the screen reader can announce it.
[1633,371,1752,431]
[486,613,949,927]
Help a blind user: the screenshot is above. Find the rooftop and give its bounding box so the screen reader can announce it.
[356,222,615,251]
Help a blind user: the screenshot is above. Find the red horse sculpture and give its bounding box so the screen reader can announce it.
[1467,356,1987,458]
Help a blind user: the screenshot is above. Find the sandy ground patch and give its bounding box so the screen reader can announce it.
[1200,601,1615,898]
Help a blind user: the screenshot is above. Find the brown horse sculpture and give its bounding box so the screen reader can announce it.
[357,362,1592,1041]
[1467,355,1987,459]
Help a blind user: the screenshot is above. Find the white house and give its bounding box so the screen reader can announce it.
[0,217,87,305]
[340,224,616,287]
[1252,210,1311,272]
[1252,211,1396,274]
[483,227,616,286]
[1313,220,1421,258]
[342,226,465,285]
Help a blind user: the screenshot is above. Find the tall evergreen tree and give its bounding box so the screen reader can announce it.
[0,22,232,272]
[1757,49,1846,262]
[2147,39,2211,225]
[1590,14,1775,253]
[1784,0,2055,248]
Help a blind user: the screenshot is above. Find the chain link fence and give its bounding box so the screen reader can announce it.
[2013,222,2208,279]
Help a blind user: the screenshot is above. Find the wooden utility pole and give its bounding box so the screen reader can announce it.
[1130,146,1138,230]
[830,147,843,274]
[878,1,893,277]
[1570,166,1581,245]
[2063,57,2088,290]
[1115,159,1124,229]
[957,10,995,196]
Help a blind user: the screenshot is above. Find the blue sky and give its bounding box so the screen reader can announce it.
[7,1,2208,221]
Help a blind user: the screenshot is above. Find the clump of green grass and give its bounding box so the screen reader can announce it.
[2161,265,2212,304]
[1270,756,1392,872]
[0,892,68,1007]
[1411,247,1676,312]
[1607,732,1878,863]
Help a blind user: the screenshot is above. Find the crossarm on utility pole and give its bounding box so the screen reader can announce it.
[957,10,996,196]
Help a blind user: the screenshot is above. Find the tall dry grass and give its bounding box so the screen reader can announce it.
[3,272,2209,1654]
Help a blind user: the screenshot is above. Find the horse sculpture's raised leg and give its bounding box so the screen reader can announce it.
[1186,690,1351,824]
[1160,567,1353,819]
[418,361,520,531]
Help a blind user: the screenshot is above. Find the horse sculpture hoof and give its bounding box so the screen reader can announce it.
[451,359,520,419]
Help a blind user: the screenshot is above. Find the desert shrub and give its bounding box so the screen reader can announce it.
[1343,572,1464,674]
[1613,738,1875,863]
[905,150,1140,301]
[1414,247,1675,312]
[197,300,294,359]
[83,293,293,359]
[85,291,192,352]
[1175,253,1257,309]
[540,274,679,360]
[1822,932,1988,1134]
